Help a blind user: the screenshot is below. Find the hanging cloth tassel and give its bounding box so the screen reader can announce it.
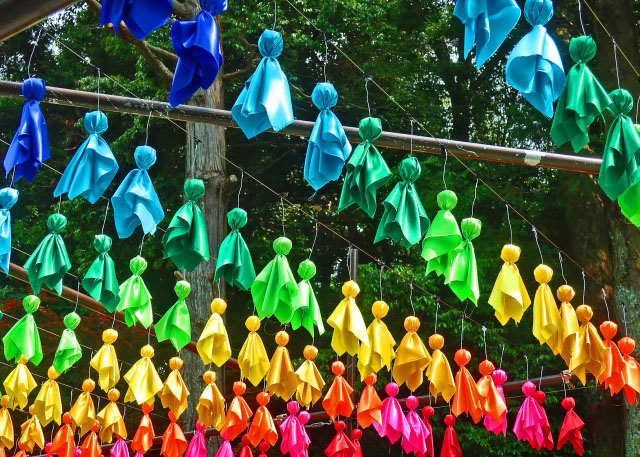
[279,401,307,457]
[452,349,483,424]
[82,234,120,312]
[24,214,71,295]
[247,392,278,447]
[196,298,231,367]
[483,369,508,436]
[488,244,531,325]
[569,304,606,385]
[392,316,431,391]
[265,331,299,401]
[33,366,62,426]
[531,264,560,350]
[3,295,43,365]
[357,300,395,381]
[598,320,626,394]
[356,373,382,429]
[291,260,325,338]
[159,357,190,419]
[421,406,435,457]
[445,217,481,305]
[338,117,391,218]
[426,333,456,403]
[18,406,44,453]
[0,187,18,274]
[196,371,225,431]
[441,415,462,457]
[214,208,256,290]
[132,403,155,455]
[237,316,270,387]
[185,421,207,457]
[160,412,188,457]
[52,312,82,375]
[351,429,363,457]
[90,329,120,392]
[476,360,507,421]
[327,281,369,357]
[79,423,101,457]
[0,396,13,452]
[70,378,96,437]
[322,361,354,422]
[533,390,554,450]
[3,356,37,410]
[373,382,409,445]
[549,285,579,365]
[100,0,172,40]
[421,190,462,278]
[618,336,640,404]
[3,78,50,183]
[220,381,252,441]
[294,345,325,409]
[48,413,75,457]
[54,110,119,203]
[557,397,585,455]
[123,344,163,405]
[325,421,355,457]
[96,388,126,443]
[401,395,430,455]
[512,381,545,449]
[155,281,192,352]
[116,256,153,329]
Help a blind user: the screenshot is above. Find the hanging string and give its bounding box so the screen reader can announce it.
[577,0,587,35]
[96,68,101,112]
[308,220,318,259]
[89,351,94,378]
[481,326,488,360]
[144,111,152,145]
[582,269,587,304]
[622,303,628,336]
[346,245,352,279]
[470,178,479,217]
[280,196,286,236]
[506,205,513,244]
[409,282,415,315]
[558,251,568,284]
[9,167,16,188]
[57,195,62,214]
[379,264,384,301]
[322,33,329,82]
[434,299,440,333]
[111,311,117,328]
[538,366,544,390]
[601,288,611,320]
[409,120,414,157]
[272,0,277,29]
[101,200,110,234]
[74,281,80,313]
[364,76,372,117]
[191,140,200,179]
[524,354,529,380]
[460,315,465,349]
[139,233,146,256]
[236,169,244,207]
[499,344,505,369]
[613,38,621,89]
[636,93,640,124]
[562,371,567,397]
[532,226,544,264]
[217,280,222,298]
[26,27,43,77]
[442,146,448,190]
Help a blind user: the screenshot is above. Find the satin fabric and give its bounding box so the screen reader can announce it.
[295,345,325,408]
[248,392,278,446]
[392,316,431,391]
[123,344,163,405]
[615,114,640,226]
[214,208,256,290]
[100,0,172,40]
[532,391,554,450]
[19,407,44,452]
[49,414,75,457]
[452,349,483,423]
[196,298,231,367]
[161,412,188,457]
[70,379,96,437]
[163,179,210,272]
[351,430,363,457]
[82,234,120,312]
[96,389,127,442]
[557,397,584,455]
[304,82,351,190]
[402,396,430,455]
[322,361,354,421]
[160,357,190,419]
[79,426,101,457]
[488,244,531,325]
[90,329,120,391]
[3,295,42,365]
[0,188,18,274]
[221,382,252,441]
[237,316,270,386]
[169,1,226,107]
[3,78,50,183]
[54,111,118,203]
[445,217,481,305]
[454,0,521,68]
[483,369,508,436]
[232,29,294,138]
[531,264,560,348]
[24,213,71,295]
[110,436,129,457]
[325,421,355,457]
[280,401,307,457]
[356,373,382,428]
[476,360,507,421]
[569,305,607,385]
[421,406,435,457]
[185,421,207,457]
[421,190,462,277]
[441,415,462,457]
[618,337,640,404]
[117,256,153,329]
[327,281,369,356]
[425,334,456,403]
[265,331,299,400]
[512,381,546,448]
[549,285,579,365]
[551,36,612,152]
[251,236,299,324]
[111,145,164,238]
[155,281,192,352]
[52,312,82,374]
[505,0,565,117]
[373,383,409,444]
[298,412,312,457]
[375,157,430,248]
[598,321,626,394]
[33,367,62,426]
[338,117,391,218]
[291,260,325,337]
[196,371,226,431]
[3,357,37,410]
[357,300,395,380]
[0,397,14,449]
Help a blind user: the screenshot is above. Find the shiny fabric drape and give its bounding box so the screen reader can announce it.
[155,281,192,352]
[214,208,256,290]
[421,190,462,277]
[100,0,172,40]
[0,188,18,274]
[290,260,325,338]
[82,234,120,313]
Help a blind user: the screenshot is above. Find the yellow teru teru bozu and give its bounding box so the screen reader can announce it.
[569,304,607,385]
[327,281,369,357]
[357,300,396,381]
[532,264,560,351]
[265,331,299,401]
[392,316,431,392]
[488,244,531,325]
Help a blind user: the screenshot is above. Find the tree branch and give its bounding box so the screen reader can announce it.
[172,0,194,20]
[223,34,258,80]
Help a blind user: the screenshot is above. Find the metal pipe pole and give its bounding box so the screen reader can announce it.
[345,248,359,433]
[0,80,603,174]
[0,0,80,42]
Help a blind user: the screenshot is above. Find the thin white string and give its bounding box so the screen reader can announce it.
[74,281,80,312]
[101,200,110,234]
[273,0,277,29]
[562,372,567,397]
[280,196,286,236]
[191,141,199,179]
[558,251,568,284]
[601,288,611,320]
[322,33,328,82]
[96,68,101,112]
[577,0,587,35]
[145,110,152,145]
[532,226,544,263]
[379,264,384,301]
[308,220,318,259]
[434,299,440,333]
[442,146,448,190]
[524,354,529,379]
[482,326,487,360]
[139,233,146,256]
[460,316,465,348]
[506,204,513,244]
[470,178,479,216]
[538,366,544,389]
[409,120,414,157]
[237,169,244,208]
[26,27,43,77]
[364,77,372,117]
[582,269,587,303]
[499,344,505,369]
[622,303,628,336]
[409,282,415,315]
[613,39,621,89]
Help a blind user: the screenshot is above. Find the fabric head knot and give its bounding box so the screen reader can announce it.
[372,300,389,319]
[0,187,19,210]
[286,400,300,415]
[82,378,95,393]
[174,280,191,299]
[501,244,521,263]
[461,217,482,240]
[533,390,546,404]
[331,361,345,376]
[492,369,508,385]
[429,333,444,350]
[63,312,81,330]
[398,157,421,182]
[618,337,636,356]
[22,78,46,101]
[257,391,270,406]
[23,295,40,313]
[524,0,553,26]
[102,328,118,344]
[47,213,67,233]
[134,145,157,170]
[258,29,284,58]
[273,236,292,255]
[454,349,471,367]
[521,380,536,396]
[385,382,399,397]
[140,344,154,358]
[608,88,634,116]
[342,280,360,298]
[84,111,108,135]
[107,389,120,402]
[227,207,248,230]
[557,284,575,302]
[423,406,435,419]
[303,345,318,360]
[404,316,420,332]
[47,366,59,380]
[569,36,597,64]
[358,117,383,142]
[312,82,338,111]
[275,330,289,346]
[406,395,419,410]
[93,234,112,253]
[196,420,205,432]
[534,264,553,284]
[297,259,316,279]
[351,429,362,440]
[211,298,227,314]
[576,304,593,323]
[129,256,148,275]
[184,179,205,202]
[561,397,576,410]
[599,320,618,340]
[437,189,457,210]
[299,411,310,425]
[169,357,183,371]
[245,315,260,332]
[479,360,495,376]
[364,373,377,385]
[203,370,216,384]
[199,0,228,15]
[444,414,456,426]
[334,420,346,432]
